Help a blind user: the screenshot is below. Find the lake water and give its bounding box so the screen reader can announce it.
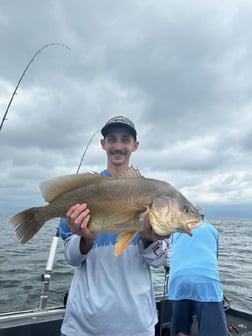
[0,214,251,314]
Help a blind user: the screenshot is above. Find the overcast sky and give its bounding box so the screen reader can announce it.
[1,0,252,218]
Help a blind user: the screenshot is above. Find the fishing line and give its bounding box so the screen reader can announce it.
[76,129,100,174]
[0,43,70,132]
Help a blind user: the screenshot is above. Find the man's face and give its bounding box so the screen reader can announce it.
[101,128,139,166]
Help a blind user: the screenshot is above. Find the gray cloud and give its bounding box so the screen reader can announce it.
[1,0,252,217]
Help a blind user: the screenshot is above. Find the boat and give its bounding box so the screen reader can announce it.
[1,295,252,336]
[1,230,252,336]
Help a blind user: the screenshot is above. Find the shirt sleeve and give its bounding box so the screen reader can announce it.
[138,239,169,267]
[64,234,87,266]
[59,217,73,241]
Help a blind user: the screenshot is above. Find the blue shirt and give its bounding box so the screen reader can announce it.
[168,220,224,302]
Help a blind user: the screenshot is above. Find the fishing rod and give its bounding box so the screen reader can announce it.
[159,265,170,336]
[38,129,99,311]
[76,129,100,174]
[0,42,70,132]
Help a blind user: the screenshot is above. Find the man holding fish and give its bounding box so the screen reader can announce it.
[59,116,200,336]
[10,115,201,335]
[59,116,168,336]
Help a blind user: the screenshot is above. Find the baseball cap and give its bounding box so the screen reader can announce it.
[101,116,137,140]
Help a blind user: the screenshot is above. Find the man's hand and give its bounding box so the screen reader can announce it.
[66,203,97,254]
[140,214,170,248]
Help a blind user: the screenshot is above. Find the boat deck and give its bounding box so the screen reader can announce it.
[191,309,252,335]
[155,299,252,336]
[0,301,252,336]
[225,308,252,336]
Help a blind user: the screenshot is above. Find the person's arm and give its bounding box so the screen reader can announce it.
[64,234,86,266]
[79,236,95,255]
[139,213,170,245]
[139,239,169,266]
[59,217,72,241]
[140,232,154,249]
[138,214,170,266]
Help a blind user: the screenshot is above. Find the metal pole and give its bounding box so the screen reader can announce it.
[38,228,59,311]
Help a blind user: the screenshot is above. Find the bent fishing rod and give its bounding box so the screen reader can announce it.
[0,43,70,132]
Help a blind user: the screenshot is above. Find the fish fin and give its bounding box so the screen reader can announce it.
[115,232,139,256]
[10,207,44,244]
[118,166,143,179]
[107,207,147,227]
[40,172,107,202]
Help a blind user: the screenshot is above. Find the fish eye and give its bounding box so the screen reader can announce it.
[183,206,190,213]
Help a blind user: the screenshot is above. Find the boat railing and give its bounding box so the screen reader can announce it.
[37,227,60,312]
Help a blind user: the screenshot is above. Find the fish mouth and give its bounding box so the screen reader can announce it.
[188,219,201,226]
[186,220,201,235]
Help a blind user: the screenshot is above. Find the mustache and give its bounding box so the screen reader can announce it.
[110,149,127,155]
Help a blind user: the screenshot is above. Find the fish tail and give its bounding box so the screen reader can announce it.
[10,207,45,244]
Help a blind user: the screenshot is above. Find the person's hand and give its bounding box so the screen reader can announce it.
[140,214,170,248]
[66,203,97,241]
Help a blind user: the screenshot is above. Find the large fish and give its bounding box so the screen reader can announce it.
[10,167,201,256]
